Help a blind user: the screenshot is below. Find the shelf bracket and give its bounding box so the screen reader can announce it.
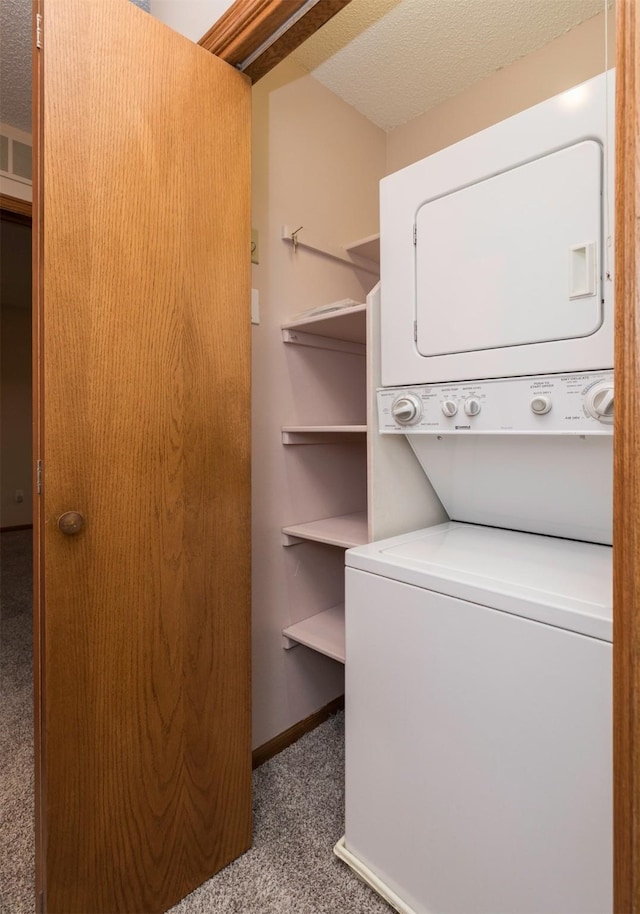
[282,532,304,546]
[282,634,300,650]
[281,327,365,356]
[281,224,379,276]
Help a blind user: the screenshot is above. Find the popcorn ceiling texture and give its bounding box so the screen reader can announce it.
[292,0,606,131]
[1,0,606,135]
[0,0,150,134]
[0,0,32,133]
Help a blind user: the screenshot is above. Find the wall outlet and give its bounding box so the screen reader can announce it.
[251,288,260,325]
[15,489,24,503]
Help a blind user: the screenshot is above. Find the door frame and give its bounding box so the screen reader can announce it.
[198,0,352,83]
[613,2,639,911]
[0,194,32,219]
[0,191,39,900]
[31,3,45,900]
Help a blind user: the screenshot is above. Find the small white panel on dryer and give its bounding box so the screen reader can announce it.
[569,243,597,299]
[415,141,602,357]
[377,371,614,434]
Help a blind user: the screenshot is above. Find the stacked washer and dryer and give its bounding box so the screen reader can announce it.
[335,72,615,914]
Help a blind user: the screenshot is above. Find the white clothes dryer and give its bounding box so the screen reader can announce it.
[337,522,612,914]
[380,71,615,387]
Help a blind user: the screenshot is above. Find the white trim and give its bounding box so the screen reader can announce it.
[0,123,32,144]
[333,837,418,914]
[0,175,32,202]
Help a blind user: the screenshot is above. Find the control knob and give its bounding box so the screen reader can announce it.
[464,397,481,417]
[391,394,422,425]
[441,400,458,417]
[584,381,614,424]
[530,395,552,415]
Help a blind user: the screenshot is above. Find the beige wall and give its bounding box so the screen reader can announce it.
[251,58,386,749]
[1,304,32,527]
[249,7,616,748]
[149,0,232,42]
[386,9,615,174]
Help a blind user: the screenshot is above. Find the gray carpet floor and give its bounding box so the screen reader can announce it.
[168,714,390,914]
[0,530,390,914]
[0,529,35,914]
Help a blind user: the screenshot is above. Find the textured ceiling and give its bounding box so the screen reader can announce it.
[0,0,150,133]
[0,0,606,136]
[292,0,606,131]
[0,0,32,133]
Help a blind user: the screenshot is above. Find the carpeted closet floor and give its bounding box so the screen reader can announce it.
[0,529,34,914]
[0,530,389,914]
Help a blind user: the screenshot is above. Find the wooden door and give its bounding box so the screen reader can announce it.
[32,2,251,911]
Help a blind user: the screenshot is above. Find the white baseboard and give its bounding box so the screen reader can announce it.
[333,836,418,914]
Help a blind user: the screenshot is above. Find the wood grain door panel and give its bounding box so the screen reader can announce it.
[33,2,251,911]
[614,3,640,910]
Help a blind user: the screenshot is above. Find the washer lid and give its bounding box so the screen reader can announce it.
[346,522,612,641]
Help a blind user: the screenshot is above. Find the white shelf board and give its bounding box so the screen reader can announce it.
[282,328,364,355]
[282,425,366,444]
[282,603,345,663]
[344,233,380,265]
[282,511,368,548]
[282,302,366,346]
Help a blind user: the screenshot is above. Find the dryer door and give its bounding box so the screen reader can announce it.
[415,141,602,359]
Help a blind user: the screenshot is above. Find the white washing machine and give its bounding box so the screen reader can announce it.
[337,374,614,914]
[336,72,615,914]
[336,521,612,914]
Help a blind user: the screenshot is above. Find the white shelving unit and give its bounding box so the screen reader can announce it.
[344,233,380,265]
[280,240,376,660]
[282,511,368,548]
[282,604,345,663]
[282,425,366,445]
[281,302,366,353]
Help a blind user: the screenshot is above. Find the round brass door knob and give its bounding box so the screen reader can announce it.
[58,511,85,535]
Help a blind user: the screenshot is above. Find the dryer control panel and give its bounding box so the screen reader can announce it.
[378,370,614,434]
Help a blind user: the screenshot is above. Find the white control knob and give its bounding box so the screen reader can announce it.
[464,397,481,417]
[585,382,614,424]
[441,400,458,417]
[391,394,422,425]
[530,395,552,415]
